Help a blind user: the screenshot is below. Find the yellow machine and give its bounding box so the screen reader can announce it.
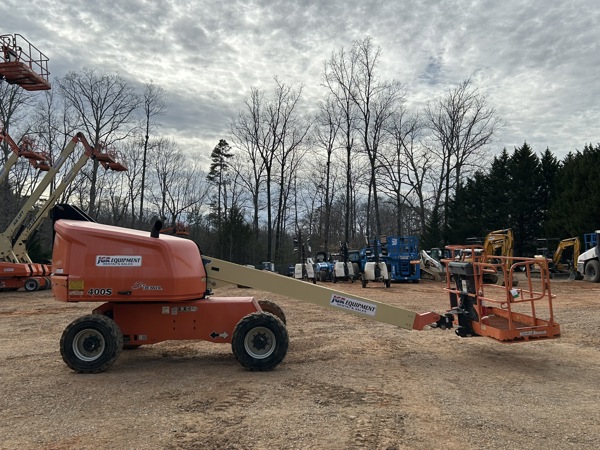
[459,228,519,286]
[552,237,580,274]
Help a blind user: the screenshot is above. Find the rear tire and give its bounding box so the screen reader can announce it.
[60,314,123,373]
[585,260,600,283]
[232,312,288,371]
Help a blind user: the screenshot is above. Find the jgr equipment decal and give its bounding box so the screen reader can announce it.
[330,294,377,316]
[96,255,142,267]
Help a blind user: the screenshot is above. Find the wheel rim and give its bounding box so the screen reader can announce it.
[72,329,106,361]
[244,326,276,359]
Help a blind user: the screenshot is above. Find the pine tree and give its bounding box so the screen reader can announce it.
[546,144,600,237]
[207,139,233,259]
[507,142,543,255]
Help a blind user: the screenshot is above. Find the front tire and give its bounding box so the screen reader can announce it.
[232,312,288,371]
[585,260,600,283]
[60,314,123,373]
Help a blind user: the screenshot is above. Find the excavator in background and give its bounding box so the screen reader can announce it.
[0,133,126,292]
[49,206,561,373]
[534,237,581,280]
[482,228,517,286]
[550,237,580,279]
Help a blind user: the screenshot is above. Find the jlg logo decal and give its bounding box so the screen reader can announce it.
[95,255,142,267]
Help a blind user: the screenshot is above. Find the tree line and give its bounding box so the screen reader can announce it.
[1,36,598,268]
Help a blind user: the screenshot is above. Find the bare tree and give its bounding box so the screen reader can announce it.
[119,137,145,227]
[322,46,358,244]
[229,88,267,261]
[32,89,79,194]
[57,67,140,216]
[380,108,431,234]
[148,139,208,228]
[139,82,166,226]
[350,36,406,238]
[0,83,33,162]
[229,79,307,262]
[312,96,341,251]
[424,78,500,239]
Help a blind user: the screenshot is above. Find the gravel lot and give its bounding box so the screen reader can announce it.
[1,277,599,449]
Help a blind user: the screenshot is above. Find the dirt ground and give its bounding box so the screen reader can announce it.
[1,277,599,450]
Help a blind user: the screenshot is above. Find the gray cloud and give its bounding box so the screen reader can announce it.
[3,0,599,159]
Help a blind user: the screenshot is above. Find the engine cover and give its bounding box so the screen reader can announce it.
[52,220,207,302]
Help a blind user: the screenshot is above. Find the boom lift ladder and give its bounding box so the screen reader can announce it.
[0,34,50,91]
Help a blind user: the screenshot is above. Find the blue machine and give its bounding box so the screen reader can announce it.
[385,236,421,282]
[584,232,598,251]
[314,251,334,282]
[360,236,421,283]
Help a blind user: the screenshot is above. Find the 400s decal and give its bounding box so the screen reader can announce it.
[87,288,113,296]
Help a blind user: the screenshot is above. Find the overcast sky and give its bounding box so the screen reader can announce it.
[3,0,599,163]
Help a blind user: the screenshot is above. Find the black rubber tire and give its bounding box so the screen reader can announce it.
[232,312,288,371]
[24,278,40,292]
[585,259,600,283]
[45,277,52,290]
[258,299,287,324]
[60,314,123,373]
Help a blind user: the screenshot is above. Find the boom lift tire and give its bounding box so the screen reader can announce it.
[584,259,600,283]
[23,278,39,292]
[60,314,123,373]
[258,300,286,324]
[232,312,288,371]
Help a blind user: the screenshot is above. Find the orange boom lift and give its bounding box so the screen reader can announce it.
[49,210,561,374]
[0,34,50,91]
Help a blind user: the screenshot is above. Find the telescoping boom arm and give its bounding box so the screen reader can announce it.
[203,256,439,331]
